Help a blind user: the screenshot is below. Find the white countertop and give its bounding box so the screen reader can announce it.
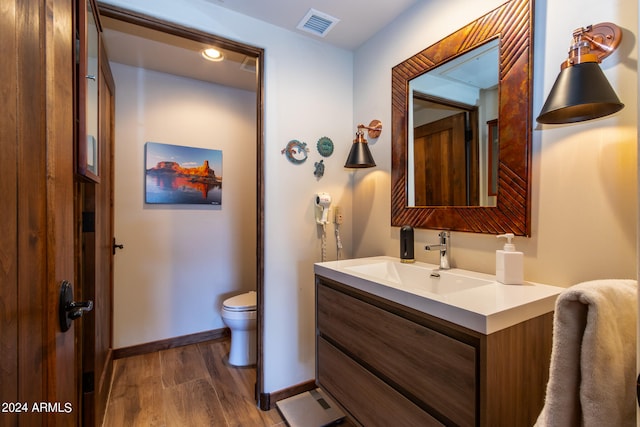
[314,256,563,334]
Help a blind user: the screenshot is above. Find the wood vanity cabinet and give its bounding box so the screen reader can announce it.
[315,276,553,427]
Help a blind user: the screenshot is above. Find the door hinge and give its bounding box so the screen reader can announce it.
[83,371,95,393]
[82,212,95,233]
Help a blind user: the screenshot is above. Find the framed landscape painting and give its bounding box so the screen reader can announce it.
[145,142,222,205]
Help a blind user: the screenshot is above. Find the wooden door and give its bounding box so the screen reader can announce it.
[1,0,79,425]
[414,113,467,206]
[414,112,479,206]
[79,34,116,427]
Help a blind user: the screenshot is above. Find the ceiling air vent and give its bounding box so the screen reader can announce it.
[240,56,256,73]
[296,9,340,38]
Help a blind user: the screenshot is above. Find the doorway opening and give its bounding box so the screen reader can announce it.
[98,4,265,404]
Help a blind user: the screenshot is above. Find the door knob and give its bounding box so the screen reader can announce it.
[59,280,93,332]
[113,237,124,255]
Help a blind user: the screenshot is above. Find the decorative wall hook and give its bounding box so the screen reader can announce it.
[314,159,325,178]
[281,139,309,164]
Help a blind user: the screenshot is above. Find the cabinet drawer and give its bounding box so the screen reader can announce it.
[317,282,476,426]
[318,337,442,427]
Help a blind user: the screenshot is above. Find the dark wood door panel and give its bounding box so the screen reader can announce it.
[2,0,78,425]
[80,24,115,427]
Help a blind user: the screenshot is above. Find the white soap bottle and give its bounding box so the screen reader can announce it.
[496,233,523,285]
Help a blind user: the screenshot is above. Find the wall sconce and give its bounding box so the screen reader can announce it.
[344,120,382,168]
[536,22,624,124]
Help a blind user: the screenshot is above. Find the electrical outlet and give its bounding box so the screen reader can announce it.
[334,206,344,224]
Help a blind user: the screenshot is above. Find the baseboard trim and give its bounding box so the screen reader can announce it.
[113,328,230,359]
[258,379,317,410]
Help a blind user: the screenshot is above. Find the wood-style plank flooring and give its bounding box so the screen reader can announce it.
[102,338,285,426]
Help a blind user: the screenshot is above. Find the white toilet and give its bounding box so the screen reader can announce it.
[221,291,257,366]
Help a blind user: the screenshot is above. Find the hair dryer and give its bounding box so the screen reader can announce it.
[315,193,332,224]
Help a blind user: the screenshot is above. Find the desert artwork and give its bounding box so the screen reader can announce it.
[145,142,222,205]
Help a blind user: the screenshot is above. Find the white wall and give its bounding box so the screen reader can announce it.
[353,0,638,287]
[103,0,638,397]
[102,0,354,393]
[111,63,258,348]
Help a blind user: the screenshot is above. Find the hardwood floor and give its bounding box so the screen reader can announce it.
[102,338,285,426]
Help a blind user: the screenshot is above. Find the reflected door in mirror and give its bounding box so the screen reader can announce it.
[414,113,475,206]
[487,119,498,198]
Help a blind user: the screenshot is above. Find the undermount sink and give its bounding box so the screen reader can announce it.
[344,260,492,296]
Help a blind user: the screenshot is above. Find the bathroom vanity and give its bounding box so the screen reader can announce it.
[314,257,562,427]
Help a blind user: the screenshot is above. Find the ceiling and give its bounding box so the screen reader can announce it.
[101,1,420,91]
[102,16,259,91]
[201,0,420,50]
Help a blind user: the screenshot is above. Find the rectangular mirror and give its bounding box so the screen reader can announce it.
[391,0,533,235]
[408,39,498,207]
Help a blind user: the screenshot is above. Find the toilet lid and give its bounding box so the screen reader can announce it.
[223,291,257,311]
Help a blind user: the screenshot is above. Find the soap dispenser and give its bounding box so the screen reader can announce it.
[400,225,415,263]
[496,233,523,285]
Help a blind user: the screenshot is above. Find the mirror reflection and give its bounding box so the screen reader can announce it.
[408,39,498,207]
[86,1,99,176]
[391,0,532,235]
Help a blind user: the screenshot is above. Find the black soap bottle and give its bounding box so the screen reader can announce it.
[400,225,415,263]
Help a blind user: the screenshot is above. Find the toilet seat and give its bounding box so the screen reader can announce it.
[223,291,257,312]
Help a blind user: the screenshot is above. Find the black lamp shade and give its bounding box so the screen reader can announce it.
[344,140,376,168]
[537,61,624,124]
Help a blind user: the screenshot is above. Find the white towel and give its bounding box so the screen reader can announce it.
[535,279,637,427]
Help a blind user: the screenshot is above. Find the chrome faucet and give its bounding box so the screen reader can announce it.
[425,231,451,270]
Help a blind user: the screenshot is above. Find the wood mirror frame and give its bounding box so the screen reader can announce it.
[391,0,532,236]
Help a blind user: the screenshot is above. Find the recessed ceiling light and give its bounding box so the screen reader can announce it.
[202,48,224,62]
